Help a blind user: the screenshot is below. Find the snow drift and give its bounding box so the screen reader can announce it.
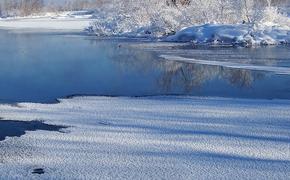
[165,23,290,46]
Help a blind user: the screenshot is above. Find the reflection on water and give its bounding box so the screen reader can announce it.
[158,62,264,92]
[0,30,290,103]
[109,41,290,99]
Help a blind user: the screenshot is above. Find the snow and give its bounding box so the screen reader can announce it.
[0,18,91,32]
[0,96,290,179]
[0,11,94,32]
[160,54,290,75]
[165,23,290,46]
[1,8,290,47]
[86,1,290,47]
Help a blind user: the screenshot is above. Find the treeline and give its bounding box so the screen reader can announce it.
[46,0,105,12]
[0,0,289,18]
[168,0,289,6]
[0,0,103,17]
[0,0,44,17]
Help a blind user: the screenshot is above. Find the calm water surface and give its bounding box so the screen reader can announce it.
[0,30,290,103]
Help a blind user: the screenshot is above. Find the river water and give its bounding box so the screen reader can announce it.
[0,30,290,103]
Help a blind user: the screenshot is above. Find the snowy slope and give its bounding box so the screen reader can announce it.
[0,96,290,179]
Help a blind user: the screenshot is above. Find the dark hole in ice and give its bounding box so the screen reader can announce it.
[0,120,67,141]
[32,168,45,175]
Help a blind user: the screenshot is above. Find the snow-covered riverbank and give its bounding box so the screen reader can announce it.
[0,96,290,179]
[0,11,94,32]
[1,8,290,47]
[0,18,91,32]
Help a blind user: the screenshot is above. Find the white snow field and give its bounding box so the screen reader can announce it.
[0,96,290,179]
[0,11,94,32]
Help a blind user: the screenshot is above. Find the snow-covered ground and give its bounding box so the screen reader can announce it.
[164,7,290,46]
[0,96,290,179]
[165,23,290,46]
[0,11,94,32]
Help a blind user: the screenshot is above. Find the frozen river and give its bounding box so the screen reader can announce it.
[0,29,290,103]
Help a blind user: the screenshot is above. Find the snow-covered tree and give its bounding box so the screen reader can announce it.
[0,0,44,16]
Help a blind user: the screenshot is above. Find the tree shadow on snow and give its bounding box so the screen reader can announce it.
[102,122,290,143]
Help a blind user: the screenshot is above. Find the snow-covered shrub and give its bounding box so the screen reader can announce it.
[255,6,290,29]
[90,0,290,38]
[90,0,183,37]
